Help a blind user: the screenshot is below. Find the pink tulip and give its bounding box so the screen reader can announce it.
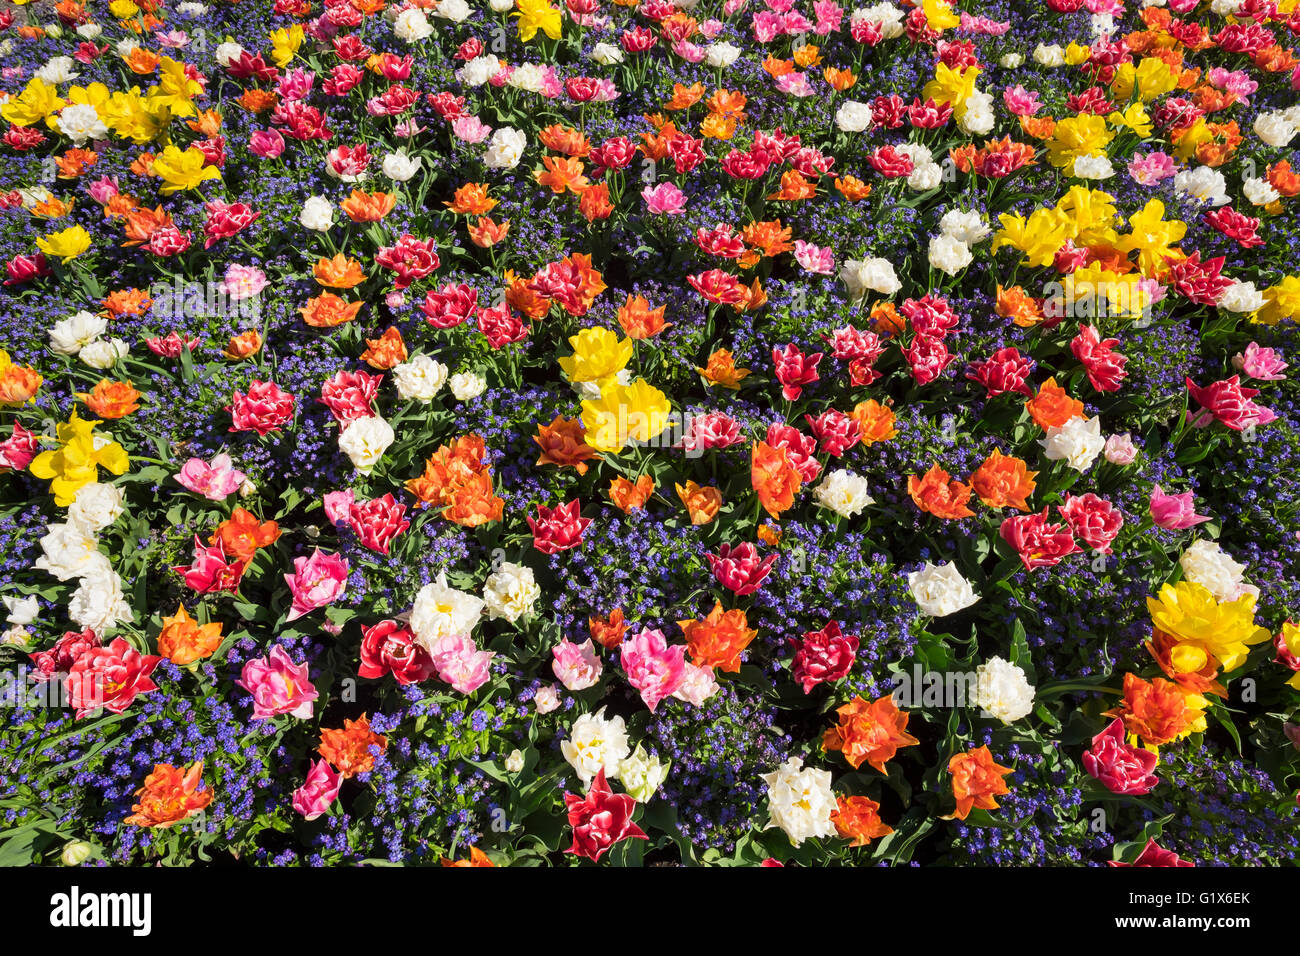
[427,634,494,694]
[322,489,355,525]
[218,263,269,301]
[176,452,245,500]
[775,72,814,97]
[293,759,342,820]
[552,638,602,691]
[86,175,119,204]
[1002,85,1041,116]
[1103,433,1138,465]
[1232,342,1288,381]
[284,548,349,621]
[1149,485,1211,531]
[451,116,492,144]
[172,537,245,594]
[238,645,319,720]
[642,182,687,215]
[673,39,706,62]
[248,128,286,158]
[794,241,834,275]
[672,662,720,705]
[1128,151,1176,186]
[620,628,687,713]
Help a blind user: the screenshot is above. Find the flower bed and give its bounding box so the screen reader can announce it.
[1,0,1299,867]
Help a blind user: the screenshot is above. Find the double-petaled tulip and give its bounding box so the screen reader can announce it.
[1082,718,1159,795]
[704,542,777,596]
[528,499,592,554]
[284,549,349,621]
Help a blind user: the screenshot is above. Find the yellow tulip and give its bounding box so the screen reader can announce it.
[514,0,562,42]
[29,411,129,507]
[0,78,66,128]
[557,327,633,387]
[1147,580,1270,674]
[36,225,93,262]
[151,145,221,194]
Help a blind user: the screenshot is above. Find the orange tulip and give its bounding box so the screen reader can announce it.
[699,113,737,140]
[361,326,408,370]
[678,600,756,673]
[0,364,42,406]
[697,348,751,389]
[616,294,670,339]
[407,435,504,527]
[300,292,363,328]
[339,189,396,222]
[948,746,1013,820]
[124,47,161,73]
[534,415,597,474]
[1103,673,1207,748]
[318,714,388,779]
[792,42,821,68]
[766,169,817,201]
[995,284,1044,327]
[444,182,497,215]
[831,795,892,847]
[663,82,705,111]
[639,121,679,162]
[578,183,613,222]
[1266,160,1300,197]
[608,474,654,513]
[822,694,919,773]
[31,195,75,217]
[705,89,747,122]
[122,205,173,245]
[223,329,263,360]
[968,448,1037,511]
[78,379,141,419]
[741,220,793,258]
[468,216,511,247]
[834,175,872,201]
[823,66,856,91]
[535,155,590,194]
[55,149,98,179]
[237,89,278,113]
[102,288,152,317]
[869,301,906,338]
[313,253,366,289]
[125,761,214,828]
[442,847,495,867]
[504,269,550,320]
[210,506,281,564]
[751,441,802,518]
[675,480,722,525]
[538,124,591,157]
[762,54,795,77]
[1025,377,1084,429]
[851,399,897,446]
[157,604,223,666]
[589,608,627,650]
[186,109,224,137]
[907,465,975,520]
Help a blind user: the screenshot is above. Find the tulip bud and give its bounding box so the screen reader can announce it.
[505,749,524,773]
[61,841,92,866]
